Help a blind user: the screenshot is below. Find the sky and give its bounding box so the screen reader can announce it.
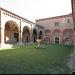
[0,0,72,22]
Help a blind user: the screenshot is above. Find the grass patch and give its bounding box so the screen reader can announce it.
[0,44,73,74]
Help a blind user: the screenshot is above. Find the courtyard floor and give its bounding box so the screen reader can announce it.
[0,44,73,74]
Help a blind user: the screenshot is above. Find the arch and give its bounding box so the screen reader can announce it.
[63,29,73,45]
[45,29,51,33]
[53,29,61,35]
[63,29,73,34]
[5,20,19,30]
[44,37,50,43]
[22,26,30,43]
[33,29,37,42]
[53,29,61,44]
[4,20,19,44]
[39,31,43,39]
[45,29,51,35]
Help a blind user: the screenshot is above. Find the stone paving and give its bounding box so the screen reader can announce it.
[66,51,75,74]
[48,66,65,74]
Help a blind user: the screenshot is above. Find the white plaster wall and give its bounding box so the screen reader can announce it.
[32,24,38,32]
[1,10,20,29]
[32,24,36,29]
[1,10,41,33]
[1,9,44,36]
[21,21,32,31]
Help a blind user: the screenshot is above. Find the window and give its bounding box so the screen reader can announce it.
[55,22,59,26]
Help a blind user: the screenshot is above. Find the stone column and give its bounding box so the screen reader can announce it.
[42,30,44,43]
[30,31,32,43]
[18,30,22,45]
[37,26,39,39]
[30,25,33,43]
[42,29,44,43]
[0,27,5,47]
[21,31,23,44]
[37,32,39,39]
[18,19,23,45]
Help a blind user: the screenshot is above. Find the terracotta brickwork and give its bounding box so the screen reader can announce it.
[36,14,74,45]
[72,0,75,28]
[72,0,75,46]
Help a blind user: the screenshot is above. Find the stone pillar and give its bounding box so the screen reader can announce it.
[37,32,39,39]
[42,29,45,43]
[30,30,32,43]
[21,31,23,44]
[30,25,33,43]
[37,27,39,39]
[0,27,5,47]
[18,30,22,45]
[42,30,44,43]
[18,19,23,45]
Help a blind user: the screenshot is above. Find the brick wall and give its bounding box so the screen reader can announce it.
[72,0,75,46]
[72,0,75,29]
[36,14,74,44]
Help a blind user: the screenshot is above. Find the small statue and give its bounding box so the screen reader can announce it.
[36,39,41,47]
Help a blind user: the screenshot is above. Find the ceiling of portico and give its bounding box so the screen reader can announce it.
[5,20,19,32]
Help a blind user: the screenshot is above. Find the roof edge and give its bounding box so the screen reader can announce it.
[36,13,72,21]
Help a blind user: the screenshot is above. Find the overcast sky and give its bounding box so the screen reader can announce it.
[0,0,72,22]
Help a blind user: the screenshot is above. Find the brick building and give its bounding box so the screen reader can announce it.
[36,14,74,45]
[72,0,75,47]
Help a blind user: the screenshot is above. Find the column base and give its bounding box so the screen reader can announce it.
[0,43,13,49]
[30,42,33,44]
[18,42,24,45]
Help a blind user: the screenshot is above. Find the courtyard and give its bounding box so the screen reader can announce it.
[0,44,73,74]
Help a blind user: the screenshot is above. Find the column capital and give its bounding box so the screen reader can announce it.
[19,30,23,32]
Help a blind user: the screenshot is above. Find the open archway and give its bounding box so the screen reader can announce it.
[5,20,19,44]
[33,29,37,42]
[44,29,51,43]
[63,29,73,45]
[22,26,30,43]
[53,29,61,44]
[39,31,43,39]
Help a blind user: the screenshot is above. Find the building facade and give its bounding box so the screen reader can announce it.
[36,14,74,45]
[0,7,44,48]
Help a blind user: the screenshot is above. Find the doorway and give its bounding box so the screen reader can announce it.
[54,36,60,44]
